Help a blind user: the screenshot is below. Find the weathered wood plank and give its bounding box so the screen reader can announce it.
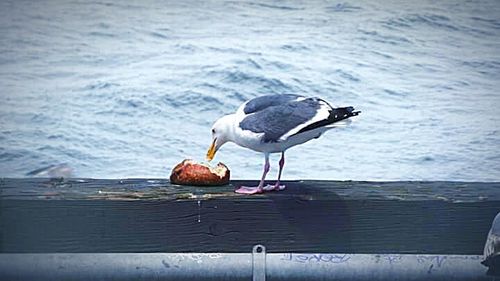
[2,179,499,202]
[1,179,499,254]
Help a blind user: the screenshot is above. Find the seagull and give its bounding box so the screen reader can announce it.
[206,94,360,194]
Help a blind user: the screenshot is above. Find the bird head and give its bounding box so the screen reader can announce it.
[206,114,234,161]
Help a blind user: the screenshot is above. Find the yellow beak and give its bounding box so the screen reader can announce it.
[206,138,217,161]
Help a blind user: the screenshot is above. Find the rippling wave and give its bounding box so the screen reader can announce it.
[0,0,499,181]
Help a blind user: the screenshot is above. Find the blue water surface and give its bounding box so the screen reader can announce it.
[0,0,499,181]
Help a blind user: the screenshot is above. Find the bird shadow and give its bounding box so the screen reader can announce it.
[231,180,352,253]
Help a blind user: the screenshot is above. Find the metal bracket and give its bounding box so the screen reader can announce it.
[252,245,266,281]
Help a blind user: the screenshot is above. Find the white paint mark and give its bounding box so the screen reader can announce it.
[197,200,201,223]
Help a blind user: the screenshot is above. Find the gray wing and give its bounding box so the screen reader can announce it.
[239,97,324,143]
[242,94,302,114]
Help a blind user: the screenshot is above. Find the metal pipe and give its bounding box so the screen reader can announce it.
[269,253,486,281]
[0,249,488,281]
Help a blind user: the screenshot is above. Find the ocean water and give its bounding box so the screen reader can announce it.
[0,0,499,181]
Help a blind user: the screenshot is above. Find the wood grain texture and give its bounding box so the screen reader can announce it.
[1,179,499,254]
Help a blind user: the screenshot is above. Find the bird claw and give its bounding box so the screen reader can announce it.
[263,184,286,191]
[234,186,263,194]
[235,184,286,194]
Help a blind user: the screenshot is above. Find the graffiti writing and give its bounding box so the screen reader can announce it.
[281,253,351,264]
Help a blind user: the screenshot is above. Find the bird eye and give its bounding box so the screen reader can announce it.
[212,129,216,134]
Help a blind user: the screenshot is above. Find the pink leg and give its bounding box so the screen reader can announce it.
[235,153,270,194]
[263,152,286,191]
[273,152,286,191]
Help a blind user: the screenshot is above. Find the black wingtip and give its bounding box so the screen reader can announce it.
[343,106,360,117]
